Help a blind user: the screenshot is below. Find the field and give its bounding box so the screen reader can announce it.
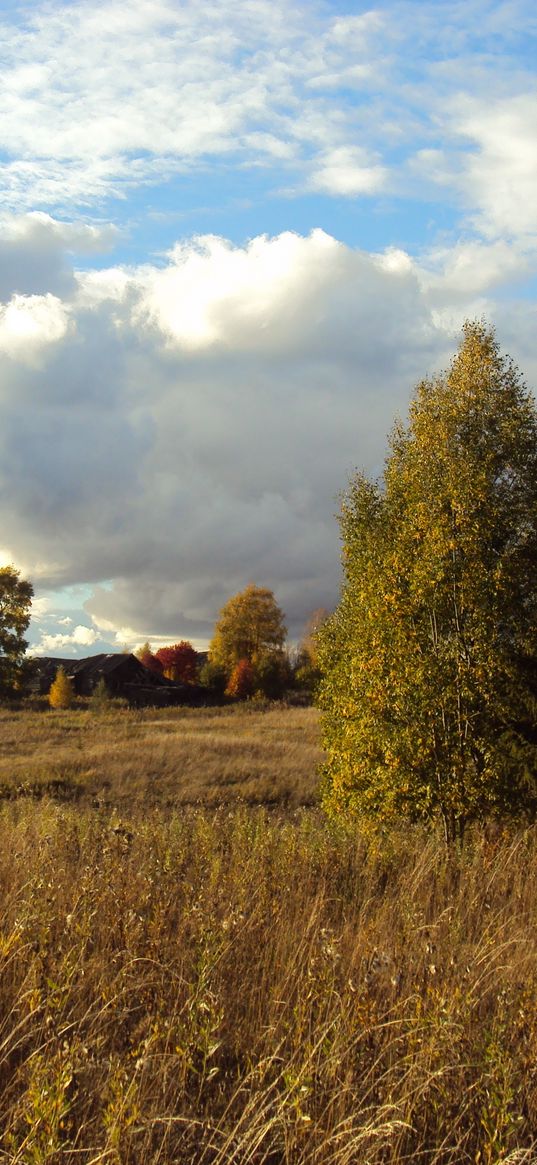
[1,702,537,1163]
[0,702,321,811]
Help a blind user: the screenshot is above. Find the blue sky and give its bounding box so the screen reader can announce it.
[0,0,536,654]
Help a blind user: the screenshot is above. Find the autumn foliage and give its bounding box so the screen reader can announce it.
[136,641,198,683]
[48,666,74,709]
[318,322,537,841]
[136,643,164,676]
[155,642,198,684]
[225,658,255,699]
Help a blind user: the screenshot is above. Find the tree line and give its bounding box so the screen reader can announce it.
[135,583,323,699]
[0,575,323,706]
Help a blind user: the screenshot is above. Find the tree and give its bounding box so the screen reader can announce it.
[49,667,74,709]
[318,322,537,842]
[90,676,111,712]
[209,584,287,675]
[199,658,227,697]
[155,642,198,683]
[299,608,330,668]
[0,566,33,697]
[254,651,291,699]
[294,607,330,692]
[136,642,164,676]
[225,658,255,699]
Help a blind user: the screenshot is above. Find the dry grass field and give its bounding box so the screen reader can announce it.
[0,702,537,1163]
[0,702,321,810]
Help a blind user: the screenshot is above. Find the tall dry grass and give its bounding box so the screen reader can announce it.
[0,799,536,1162]
[0,704,536,1162]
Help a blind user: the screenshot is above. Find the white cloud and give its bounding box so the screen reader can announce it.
[0,0,534,248]
[418,238,532,301]
[0,293,70,362]
[36,624,99,654]
[29,595,50,620]
[453,93,537,239]
[134,229,346,349]
[0,212,117,253]
[0,0,388,211]
[309,147,386,196]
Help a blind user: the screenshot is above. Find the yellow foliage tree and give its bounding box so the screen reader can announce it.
[209,584,287,675]
[48,667,74,709]
[318,322,537,843]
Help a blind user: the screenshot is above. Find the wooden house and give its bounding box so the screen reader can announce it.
[32,653,206,706]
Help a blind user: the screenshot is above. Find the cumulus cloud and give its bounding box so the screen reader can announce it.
[0,212,118,301]
[1,220,534,650]
[36,624,99,654]
[309,148,386,197]
[0,293,70,363]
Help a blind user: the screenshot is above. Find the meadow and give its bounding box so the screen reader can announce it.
[0,702,536,1163]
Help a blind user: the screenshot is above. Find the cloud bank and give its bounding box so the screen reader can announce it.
[0,217,535,651]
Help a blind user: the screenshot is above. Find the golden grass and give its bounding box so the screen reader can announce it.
[0,703,321,809]
[0,704,536,1162]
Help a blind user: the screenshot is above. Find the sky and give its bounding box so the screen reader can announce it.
[0,0,536,656]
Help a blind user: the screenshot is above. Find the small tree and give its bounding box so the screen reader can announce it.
[49,667,74,710]
[254,652,290,699]
[299,608,330,668]
[225,659,255,699]
[318,322,537,842]
[199,659,227,697]
[155,642,198,683]
[136,643,164,676]
[294,608,330,693]
[90,676,111,712]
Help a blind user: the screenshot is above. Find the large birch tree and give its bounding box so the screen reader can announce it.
[318,322,537,841]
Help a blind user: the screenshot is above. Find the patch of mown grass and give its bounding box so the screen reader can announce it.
[0,703,321,810]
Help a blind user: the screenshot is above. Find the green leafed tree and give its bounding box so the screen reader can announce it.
[294,607,330,693]
[209,584,287,676]
[0,566,33,697]
[318,322,537,842]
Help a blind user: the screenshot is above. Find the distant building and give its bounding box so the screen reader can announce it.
[31,652,206,706]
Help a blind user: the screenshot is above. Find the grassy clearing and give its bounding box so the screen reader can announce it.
[0,703,321,810]
[0,704,536,1162]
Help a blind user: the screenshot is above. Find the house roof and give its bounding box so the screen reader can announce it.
[34,653,170,686]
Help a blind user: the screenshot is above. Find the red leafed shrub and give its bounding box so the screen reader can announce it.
[155,642,198,684]
[225,658,255,699]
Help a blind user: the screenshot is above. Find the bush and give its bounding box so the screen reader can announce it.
[90,676,111,712]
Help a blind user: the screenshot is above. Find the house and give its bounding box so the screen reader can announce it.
[32,653,206,706]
